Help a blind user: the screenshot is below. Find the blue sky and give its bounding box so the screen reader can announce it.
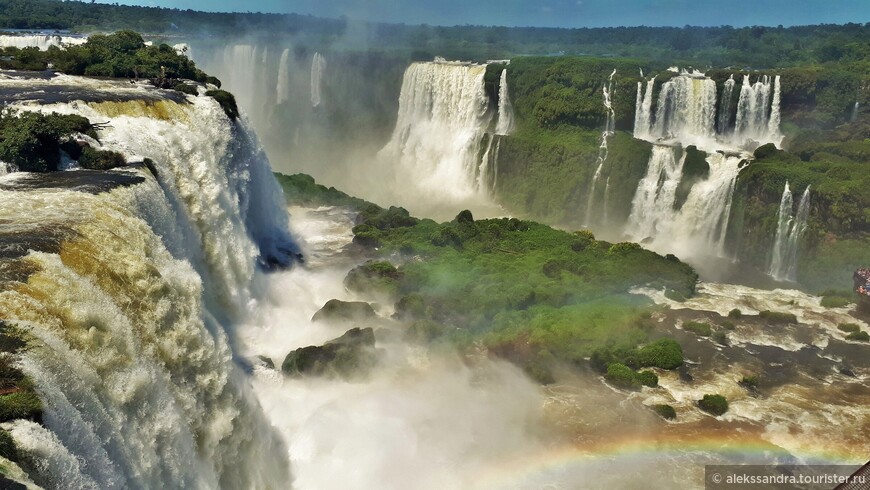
[93,0,870,28]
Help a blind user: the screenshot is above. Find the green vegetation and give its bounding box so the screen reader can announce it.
[311,299,377,323]
[728,309,743,319]
[739,374,760,390]
[604,363,659,390]
[838,323,861,333]
[652,404,677,420]
[77,147,126,171]
[682,321,713,337]
[0,109,96,172]
[274,173,371,211]
[819,289,855,308]
[712,331,729,346]
[846,331,869,342]
[698,394,729,416]
[759,310,798,324]
[282,327,377,380]
[276,174,696,378]
[205,90,239,121]
[0,30,213,86]
[0,429,17,462]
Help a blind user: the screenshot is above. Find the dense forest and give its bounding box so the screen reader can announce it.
[3,0,870,66]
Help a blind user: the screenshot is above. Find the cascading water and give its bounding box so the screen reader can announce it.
[734,75,782,147]
[633,76,656,140]
[625,145,686,241]
[310,52,326,108]
[0,34,87,50]
[495,69,515,136]
[649,71,718,144]
[378,60,495,204]
[585,69,617,226]
[768,182,811,282]
[717,75,736,134]
[0,75,297,487]
[276,48,291,105]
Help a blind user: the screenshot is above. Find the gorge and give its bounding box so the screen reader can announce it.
[0,6,868,489]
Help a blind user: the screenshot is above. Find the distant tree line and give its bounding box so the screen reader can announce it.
[2,0,870,68]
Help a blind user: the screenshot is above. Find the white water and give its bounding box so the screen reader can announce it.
[734,75,782,148]
[585,69,617,226]
[310,52,326,108]
[495,69,515,136]
[0,79,296,487]
[626,147,744,258]
[625,145,686,241]
[276,48,291,105]
[0,34,86,50]
[717,75,736,134]
[769,182,811,282]
[634,71,782,151]
[377,60,497,207]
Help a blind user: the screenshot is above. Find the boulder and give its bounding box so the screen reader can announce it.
[311,299,377,323]
[282,327,377,379]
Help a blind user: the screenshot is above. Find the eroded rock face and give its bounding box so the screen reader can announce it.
[281,327,378,379]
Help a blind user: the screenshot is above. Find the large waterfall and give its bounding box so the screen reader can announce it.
[625,145,686,240]
[769,182,811,282]
[634,71,783,150]
[377,60,496,205]
[0,75,296,487]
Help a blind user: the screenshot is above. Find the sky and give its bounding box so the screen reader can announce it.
[92,0,870,28]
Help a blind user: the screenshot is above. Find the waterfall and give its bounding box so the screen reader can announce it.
[378,60,495,202]
[626,147,743,258]
[769,182,811,281]
[0,77,296,487]
[585,69,617,226]
[495,69,515,136]
[310,52,326,108]
[276,48,291,105]
[0,34,87,50]
[717,75,736,134]
[633,77,656,140]
[650,73,717,144]
[733,74,783,147]
[625,145,686,241]
[670,153,743,256]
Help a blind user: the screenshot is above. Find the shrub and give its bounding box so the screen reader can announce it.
[728,308,742,319]
[635,339,683,370]
[345,260,400,294]
[739,374,760,389]
[206,90,239,120]
[838,323,861,333]
[636,370,659,387]
[605,363,640,390]
[351,224,382,248]
[173,83,199,96]
[652,404,676,420]
[0,429,16,461]
[712,331,728,345]
[78,147,126,170]
[698,394,729,416]
[455,209,474,224]
[846,331,869,342]
[683,321,712,336]
[720,320,736,330]
[759,310,797,324]
[0,109,94,172]
[0,392,42,423]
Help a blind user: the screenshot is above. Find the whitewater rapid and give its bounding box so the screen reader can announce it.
[0,75,295,488]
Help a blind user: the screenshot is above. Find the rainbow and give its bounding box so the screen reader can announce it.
[471,432,865,489]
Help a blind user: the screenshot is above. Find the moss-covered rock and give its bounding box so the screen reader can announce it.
[77,147,126,171]
[344,261,401,295]
[0,392,42,423]
[652,404,676,420]
[698,394,729,416]
[206,90,239,120]
[758,310,798,324]
[311,299,377,324]
[281,327,377,379]
[682,321,712,336]
[837,323,861,333]
[846,330,869,342]
[605,363,641,390]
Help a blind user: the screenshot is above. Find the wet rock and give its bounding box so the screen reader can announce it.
[281,327,377,379]
[256,356,275,370]
[311,299,377,324]
[839,365,856,378]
